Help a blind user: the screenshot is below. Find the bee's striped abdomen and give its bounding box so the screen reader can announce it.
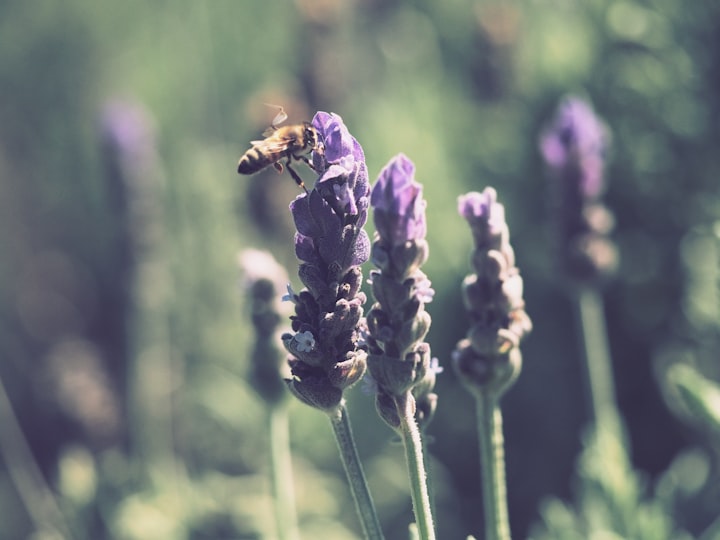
[237,146,276,175]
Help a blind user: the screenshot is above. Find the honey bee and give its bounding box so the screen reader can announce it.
[237,105,322,192]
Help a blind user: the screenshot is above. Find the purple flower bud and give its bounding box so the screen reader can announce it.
[371,154,427,247]
[457,188,508,250]
[310,111,369,217]
[313,111,365,168]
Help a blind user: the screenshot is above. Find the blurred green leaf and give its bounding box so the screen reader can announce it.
[665,364,720,434]
[530,422,692,540]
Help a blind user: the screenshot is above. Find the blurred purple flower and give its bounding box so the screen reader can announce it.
[540,96,609,200]
[100,100,158,178]
[371,153,427,247]
[540,96,618,284]
[238,249,291,405]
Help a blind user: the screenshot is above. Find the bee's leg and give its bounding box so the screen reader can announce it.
[299,155,316,172]
[273,162,284,174]
[285,158,308,193]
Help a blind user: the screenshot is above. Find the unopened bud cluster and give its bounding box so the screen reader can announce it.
[453,188,532,397]
[365,154,439,429]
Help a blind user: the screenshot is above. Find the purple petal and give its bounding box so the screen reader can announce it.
[294,233,317,264]
[290,194,318,238]
[312,111,354,164]
[318,163,352,184]
[350,229,371,268]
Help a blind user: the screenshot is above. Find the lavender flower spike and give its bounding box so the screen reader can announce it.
[454,189,530,540]
[368,154,438,539]
[366,154,437,429]
[540,96,618,284]
[282,112,371,412]
[453,188,531,397]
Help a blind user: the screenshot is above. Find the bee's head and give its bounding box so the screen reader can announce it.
[304,122,321,150]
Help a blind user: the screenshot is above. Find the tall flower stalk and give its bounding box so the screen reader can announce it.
[453,188,532,540]
[540,96,619,430]
[281,112,383,539]
[101,99,178,478]
[238,249,299,540]
[366,154,438,540]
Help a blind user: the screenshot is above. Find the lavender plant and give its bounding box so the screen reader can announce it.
[366,154,438,540]
[102,99,174,467]
[532,97,693,540]
[281,112,383,539]
[540,96,620,429]
[453,188,532,540]
[240,101,711,540]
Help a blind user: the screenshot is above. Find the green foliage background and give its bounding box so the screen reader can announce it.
[1,0,719,538]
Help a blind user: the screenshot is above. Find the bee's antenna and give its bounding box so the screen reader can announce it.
[263,103,287,128]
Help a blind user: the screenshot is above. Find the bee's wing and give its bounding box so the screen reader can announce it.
[272,109,288,126]
[249,136,291,157]
[260,115,288,138]
[262,103,288,126]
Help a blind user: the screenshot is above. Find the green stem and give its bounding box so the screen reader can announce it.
[395,394,436,540]
[576,287,620,430]
[328,402,385,540]
[268,404,300,540]
[476,393,511,540]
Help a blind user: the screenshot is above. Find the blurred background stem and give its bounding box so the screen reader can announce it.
[329,403,385,540]
[476,394,511,540]
[0,376,75,539]
[268,403,300,540]
[575,288,621,431]
[127,227,178,483]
